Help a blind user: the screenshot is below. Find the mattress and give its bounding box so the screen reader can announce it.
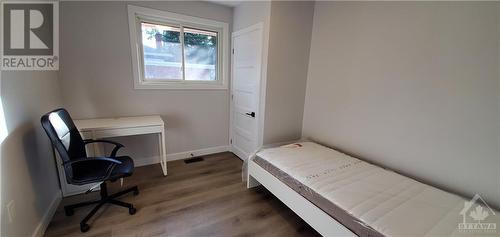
[254,142,499,237]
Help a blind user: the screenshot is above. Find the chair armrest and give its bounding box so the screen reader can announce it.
[65,156,122,166]
[83,139,123,147]
[83,139,124,157]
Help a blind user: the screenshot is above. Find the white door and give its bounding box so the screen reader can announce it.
[231,23,263,160]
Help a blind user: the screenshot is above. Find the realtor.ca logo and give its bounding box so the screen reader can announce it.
[458,194,497,233]
[1,1,58,70]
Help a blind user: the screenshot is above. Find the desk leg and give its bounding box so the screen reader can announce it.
[91,131,104,156]
[159,131,167,175]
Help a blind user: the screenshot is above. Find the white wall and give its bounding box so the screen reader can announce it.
[59,1,233,161]
[303,2,500,208]
[1,71,63,237]
[263,1,314,144]
[233,1,271,32]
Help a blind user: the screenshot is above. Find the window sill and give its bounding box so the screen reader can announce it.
[134,81,228,90]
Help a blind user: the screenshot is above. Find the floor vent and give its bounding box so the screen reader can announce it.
[184,157,204,164]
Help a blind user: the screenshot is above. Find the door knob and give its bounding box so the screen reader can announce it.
[245,112,256,118]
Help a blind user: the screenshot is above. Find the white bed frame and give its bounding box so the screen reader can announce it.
[247,159,356,237]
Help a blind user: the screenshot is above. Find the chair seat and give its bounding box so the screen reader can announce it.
[110,156,135,180]
[72,156,135,184]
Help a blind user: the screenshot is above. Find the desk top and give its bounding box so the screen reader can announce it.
[74,115,164,131]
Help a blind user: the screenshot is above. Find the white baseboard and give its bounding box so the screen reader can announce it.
[32,191,62,237]
[167,145,230,161]
[134,145,231,167]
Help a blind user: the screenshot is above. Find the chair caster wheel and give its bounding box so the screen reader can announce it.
[64,208,74,216]
[129,207,137,215]
[133,189,139,196]
[80,223,90,233]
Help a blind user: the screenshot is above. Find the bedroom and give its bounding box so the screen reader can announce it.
[1,1,499,236]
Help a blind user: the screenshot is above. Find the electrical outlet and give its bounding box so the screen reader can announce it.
[7,200,15,223]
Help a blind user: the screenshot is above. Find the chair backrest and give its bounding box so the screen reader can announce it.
[41,108,87,182]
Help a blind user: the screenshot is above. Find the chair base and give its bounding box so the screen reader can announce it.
[64,182,139,233]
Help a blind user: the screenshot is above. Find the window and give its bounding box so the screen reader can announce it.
[128,6,229,89]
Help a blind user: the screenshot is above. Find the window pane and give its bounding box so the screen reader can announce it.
[141,22,182,80]
[183,27,217,81]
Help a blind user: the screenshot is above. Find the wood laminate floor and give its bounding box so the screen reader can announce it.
[44,152,320,237]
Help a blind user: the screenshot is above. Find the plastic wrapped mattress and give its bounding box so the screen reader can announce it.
[254,142,499,237]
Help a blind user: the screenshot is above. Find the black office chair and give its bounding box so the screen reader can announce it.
[41,108,139,233]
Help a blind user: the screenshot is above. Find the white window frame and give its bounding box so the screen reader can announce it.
[127,5,229,90]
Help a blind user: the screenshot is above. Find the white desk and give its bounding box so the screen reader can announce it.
[56,115,167,196]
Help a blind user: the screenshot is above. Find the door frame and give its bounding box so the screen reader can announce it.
[229,22,265,160]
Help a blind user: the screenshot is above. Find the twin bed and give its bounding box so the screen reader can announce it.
[247,142,498,237]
